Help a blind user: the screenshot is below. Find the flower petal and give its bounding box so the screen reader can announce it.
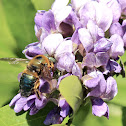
[34,10,45,29]
[109,22,123,37]
[99,0,121,22]
[29,105,39,115]
[109,34,124,59]
[104,59,121,74]
[56,53,75,72]
[39,78,50,93]
[41,10,56,33]
[35,96,47,109]
[71,0,90,12]
[72,63,82,79]
[91,98,109,119]
[78,28,93,52]
[95,52,109,67]
[59,99,70,118]
[52,0,69,11]
[87,71,107,97]
[41,33,63,55]
[79,1,113,31]
[82,53,95,68]
[94,38,112,53]
[9,93,21,107]
[23,42,42,59]
[102,77,118,101]
[55,40,72,60]
[14,97,27,113]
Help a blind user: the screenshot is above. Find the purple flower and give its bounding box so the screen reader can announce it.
[23,42,42,59]
[122,19,126,47]
[101,76,118,101]
[78,1,113,31]
[9,93,47,115]
[82,52,109,68]
[118,0,126,15]
[59,98,70,118]
[9,78,54,115]
[109,34,124,59]
[109,22,123,37]
[9,0,125,123]
[9,93,27,113]
[83,71,107,98]
[51,0,72,24]
[78,20,105,53]
[34,10,56,41]
[83,71,118,100]
[81,33,112,68]
[104,59,122,74]
[44,98,71,125]
[97,0,121,23]
[82,70,117,118]
[91,97,109,119]
[71,0,91,12]
[24,94,47,115]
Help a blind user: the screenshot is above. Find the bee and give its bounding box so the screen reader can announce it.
[0,55,55,99]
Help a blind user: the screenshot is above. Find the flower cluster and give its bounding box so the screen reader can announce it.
[10,0,126,125]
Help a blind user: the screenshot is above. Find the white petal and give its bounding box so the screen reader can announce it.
[78,28,93,52]
[54,6,72,23]
[94,2,113,31]
[52,0,69,11]
[71,0,91,12]
[55,40,72,59]
[41,33,63,55]
[110,34,124,58]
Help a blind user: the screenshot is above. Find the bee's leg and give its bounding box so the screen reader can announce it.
[34,79,41,99]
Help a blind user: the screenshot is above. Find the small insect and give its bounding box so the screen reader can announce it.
[0,55,55,99]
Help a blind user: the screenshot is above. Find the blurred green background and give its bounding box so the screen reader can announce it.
[0,0,126,126]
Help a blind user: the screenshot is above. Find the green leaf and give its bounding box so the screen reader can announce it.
[71,102,90,126]
[0,103,55,126]
[59,75,83,115]
[0,0,16,57]
[31,0,55,10]
[2,0,37,58]
[0,0,25,107]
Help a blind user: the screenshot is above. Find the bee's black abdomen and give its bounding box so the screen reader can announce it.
[19,73,37,97]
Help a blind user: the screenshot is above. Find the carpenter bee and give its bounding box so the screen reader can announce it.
[0,55,55,99]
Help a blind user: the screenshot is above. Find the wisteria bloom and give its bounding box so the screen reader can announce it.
[82,71,117,118]
[9,0,126,125]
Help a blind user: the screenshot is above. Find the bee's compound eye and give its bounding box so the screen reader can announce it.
[35,56,42,60]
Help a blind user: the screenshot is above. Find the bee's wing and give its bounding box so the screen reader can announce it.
[0,57,29,64]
